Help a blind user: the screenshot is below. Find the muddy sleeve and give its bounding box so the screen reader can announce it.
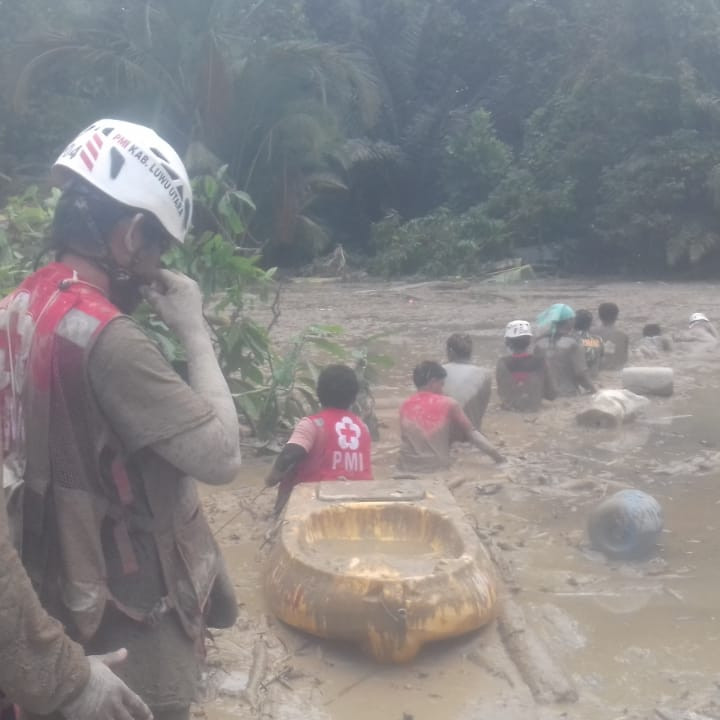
[88,317,215,454]
[0,501,90,713]
[266,443,309,486]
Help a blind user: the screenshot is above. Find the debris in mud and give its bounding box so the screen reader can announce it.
[576,389,649,428]
[588,489,663,560]
[476,482,503,496]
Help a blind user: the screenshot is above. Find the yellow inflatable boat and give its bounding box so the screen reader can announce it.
[264,479,498,663]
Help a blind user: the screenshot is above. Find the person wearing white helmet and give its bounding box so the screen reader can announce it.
[688,313,718,338]
[442,333,492,429]
[2,120,241,720]
[496,321,556,411]
[674,312,719,349]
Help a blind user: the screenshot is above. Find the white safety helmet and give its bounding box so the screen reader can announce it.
[689,312,709,326]
[52,119,192,244]
[504,320,533,339]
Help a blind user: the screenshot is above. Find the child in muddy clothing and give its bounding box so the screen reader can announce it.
[573,309,604,377]
[633,323,674,359]
[596,302,629,370]
[496,321,556,411]
[442,333,492,429]
[398,361,505,473]
[534,304,597,396]
[266,364,373,514]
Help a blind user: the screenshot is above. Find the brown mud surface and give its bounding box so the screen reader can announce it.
[196,278,720,720]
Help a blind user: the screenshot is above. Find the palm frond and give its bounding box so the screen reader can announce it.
[368,2,430,108]
[14,29,186,112]
[266,41,381,128]
[340,138,405,171]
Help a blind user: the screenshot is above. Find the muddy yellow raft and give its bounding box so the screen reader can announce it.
[264,479,498,663]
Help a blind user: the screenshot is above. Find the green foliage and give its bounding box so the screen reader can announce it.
[593,130,720,270]
[233,324,342,441]
[10,0,720,273]
[369,207,508,277]
[232,324,393,443]
[442,110,513,211]
[0,185,58,294]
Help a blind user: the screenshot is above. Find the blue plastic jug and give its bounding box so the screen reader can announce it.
[588,489,663,559]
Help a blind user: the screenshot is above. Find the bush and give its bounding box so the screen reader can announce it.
[442,109,513,211]
[369,206,510,277]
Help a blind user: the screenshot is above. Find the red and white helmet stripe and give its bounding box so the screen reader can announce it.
[53,119,192,244]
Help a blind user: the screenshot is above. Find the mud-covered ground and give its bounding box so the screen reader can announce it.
[195,278,720,720]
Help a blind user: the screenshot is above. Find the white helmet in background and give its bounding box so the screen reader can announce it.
[505,320,533,339]
[52,119,192,244]
[689,312,709,326]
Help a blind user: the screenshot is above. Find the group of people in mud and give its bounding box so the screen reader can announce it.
[266,301,720,513]
[1,116,718,720]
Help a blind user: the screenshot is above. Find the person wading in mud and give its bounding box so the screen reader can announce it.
[676,312,719,348]
[1,120,242,720]
[398,361,505,473]
[442,333,492,429]
[633,323,673,360]
[266,364,373,515]
[534,304,597,396]
[496,321,556,412]
[573,309,604,378]
[596,302,629,370]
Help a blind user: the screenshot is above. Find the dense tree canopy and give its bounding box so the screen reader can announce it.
[3,0,720,274]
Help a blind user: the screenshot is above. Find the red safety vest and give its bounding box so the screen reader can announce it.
[0,263,119,481]
[294,408,373,485]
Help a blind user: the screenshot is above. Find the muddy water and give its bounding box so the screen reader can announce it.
[199,279,720,720]
[509,386,720,717]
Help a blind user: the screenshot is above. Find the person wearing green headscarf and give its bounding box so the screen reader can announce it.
[534,304,597,396]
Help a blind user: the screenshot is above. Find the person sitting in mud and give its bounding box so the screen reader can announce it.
[442,333,492,429]
[496,321,556,412]
[534,304,597,396]
[573,309,604,377]
[675,312,719,348]
[633,323,674,359]
[398,361,505,473]
[596,302,629,370]
[266,364,373,514]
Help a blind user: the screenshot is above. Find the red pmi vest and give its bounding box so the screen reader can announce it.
[0,263,119,482]
[293,408,373,484]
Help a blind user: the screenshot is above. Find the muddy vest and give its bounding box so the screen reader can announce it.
[293,408,373,484]
[0,263,220,645]
[496,353,545,412]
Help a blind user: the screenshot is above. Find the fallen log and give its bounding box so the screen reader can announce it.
[484,540,579,704]
[243,638,269,710]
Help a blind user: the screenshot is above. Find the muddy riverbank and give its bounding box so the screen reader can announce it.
[195,278,720,720]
